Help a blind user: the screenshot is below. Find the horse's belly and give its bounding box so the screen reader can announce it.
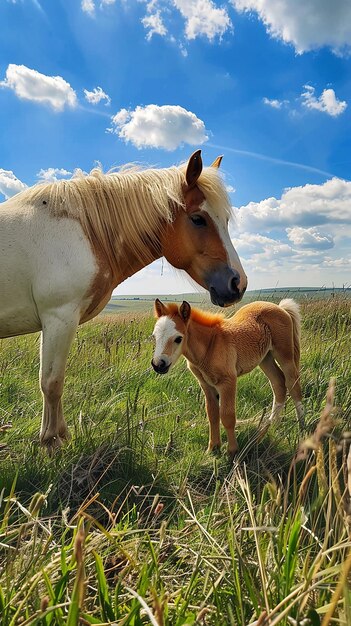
[0,306,41,338]
[0,267,42,337]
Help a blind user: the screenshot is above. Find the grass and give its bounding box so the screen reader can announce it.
[0,293,351,624]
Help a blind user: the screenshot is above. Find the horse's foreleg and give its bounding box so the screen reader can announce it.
[217,378,237,461]
[188,365,221,453]
[39,309,79,451]
[203,386,220,453]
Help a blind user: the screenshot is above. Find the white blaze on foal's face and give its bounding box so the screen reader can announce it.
[152,316,184,374]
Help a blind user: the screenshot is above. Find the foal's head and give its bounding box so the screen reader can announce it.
[161,151,247,307]
[151,299,191,374]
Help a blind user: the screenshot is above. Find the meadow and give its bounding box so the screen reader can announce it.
[0,291,351,625]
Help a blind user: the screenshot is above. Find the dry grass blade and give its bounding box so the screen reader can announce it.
[295,378,336,462]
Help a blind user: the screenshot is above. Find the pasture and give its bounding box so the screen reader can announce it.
[0,292,351,625]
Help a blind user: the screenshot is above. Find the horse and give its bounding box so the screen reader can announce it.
[151,298,304,460]
[0,151,247,451]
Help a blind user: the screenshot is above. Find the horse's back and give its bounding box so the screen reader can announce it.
[223,301,294,374]
[0,195,97,338]
[231,300,280,321]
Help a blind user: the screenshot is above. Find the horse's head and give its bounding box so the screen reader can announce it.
[151,299,190,374]
[161,151,247,307]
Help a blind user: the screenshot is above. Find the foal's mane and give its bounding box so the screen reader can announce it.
[190,307,225,327]
[20,163,232,271]
[167,303,224,328]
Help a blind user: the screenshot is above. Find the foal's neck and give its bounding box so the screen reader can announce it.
[184,319,217,369]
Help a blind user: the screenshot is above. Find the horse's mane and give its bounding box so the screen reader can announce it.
[190,307,225,327]
[19,163,233,271]
[166,303,224,327]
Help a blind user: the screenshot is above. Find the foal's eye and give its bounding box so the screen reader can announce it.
[174,336,182,344]
[190,214,207,227]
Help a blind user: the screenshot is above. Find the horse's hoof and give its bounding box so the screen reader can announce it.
[208,444,221,457]
[227,449,239,464]
[59,429,71,441]
[40,435,64,455]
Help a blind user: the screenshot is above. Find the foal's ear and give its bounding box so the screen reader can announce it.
[154,298,167,318]
[186,150,203,188]
[210,155,223,169]
[180,301,191,322]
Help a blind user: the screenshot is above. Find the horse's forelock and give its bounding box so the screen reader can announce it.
[179,164,234,225]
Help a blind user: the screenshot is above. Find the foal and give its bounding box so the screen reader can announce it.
[152,299,304,459]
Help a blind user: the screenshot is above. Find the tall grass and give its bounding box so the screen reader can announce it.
[0,295,351,624]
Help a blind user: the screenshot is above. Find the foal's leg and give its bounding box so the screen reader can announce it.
[39,308,80,451]
[217,378,238,461]
[273,348,305,429]
[189,365,221,453]
[259,352,287,424]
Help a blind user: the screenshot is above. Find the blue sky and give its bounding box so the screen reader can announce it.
[1,0,350,294]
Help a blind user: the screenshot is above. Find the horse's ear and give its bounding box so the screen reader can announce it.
[180,301,191,322]
[154,298,167,318]
[211,155,223,169]
[186,150,202,188]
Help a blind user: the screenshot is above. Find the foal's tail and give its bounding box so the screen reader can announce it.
[279,299,301,368]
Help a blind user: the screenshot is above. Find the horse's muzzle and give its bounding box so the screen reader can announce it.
[151,358,170,374]
[207,267,247,307]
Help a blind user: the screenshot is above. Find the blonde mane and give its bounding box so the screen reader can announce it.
[19,163,233,271]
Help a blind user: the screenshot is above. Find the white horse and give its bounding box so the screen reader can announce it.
[0,151,247,450]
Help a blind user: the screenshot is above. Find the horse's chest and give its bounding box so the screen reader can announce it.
[199,365,222,388]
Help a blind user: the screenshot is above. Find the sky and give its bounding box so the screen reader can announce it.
[0,0,351,295]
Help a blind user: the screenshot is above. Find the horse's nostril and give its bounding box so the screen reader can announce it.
[229,271,240,292]
[152,358,168,373]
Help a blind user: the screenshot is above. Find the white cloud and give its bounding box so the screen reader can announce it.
[263,97,287,109]
[286,226,334,250]
[81,0,95,14]
[301,85,347,117]
[0,64,77,111]
[81,0,116,13]
[236,178,351,232]
[37,168,72,182]
[232,0,351,55]
[110,104,208,150]
[173,0,232,41]
[83,0,231,44]
[142,9,167,40]
[0,169,27,200]
[226,185,236,193]
[231,178,351,289]
[84,86,111,106]
[233,232,294,261]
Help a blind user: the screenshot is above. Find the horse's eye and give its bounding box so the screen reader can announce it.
[190,214,207,227]
[174,336,182,344]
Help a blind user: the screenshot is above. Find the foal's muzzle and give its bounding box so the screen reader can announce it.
[206,267,247,307]
[151,358,170,374]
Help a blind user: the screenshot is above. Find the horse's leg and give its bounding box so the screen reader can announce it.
[188,365,220,453]
[217,378,237,461]
[39,309,79,451]
[273,348,304,429]
[259,352,287,424]
[204,386,221,453]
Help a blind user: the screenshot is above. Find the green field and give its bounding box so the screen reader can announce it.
[1,291,351,625]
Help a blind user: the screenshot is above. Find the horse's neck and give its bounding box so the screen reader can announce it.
[85,172,172,286]
[113,236,161,285]
[184,321,216,369]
